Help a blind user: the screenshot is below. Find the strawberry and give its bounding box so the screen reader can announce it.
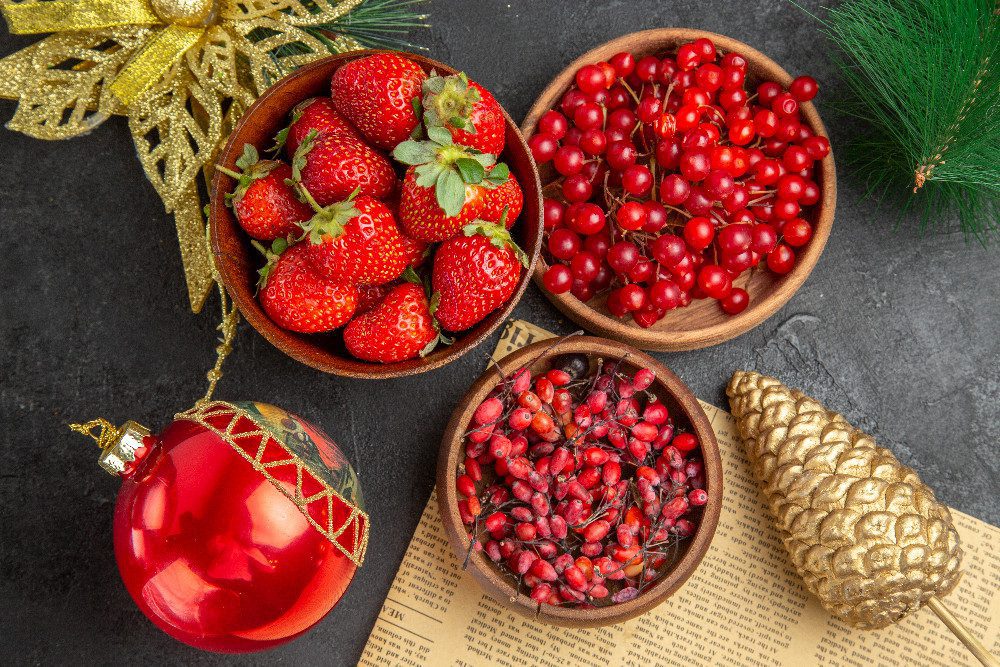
[393,128,513,242]
[219,145,312,241]
[355,282,394,314]
[255,239,357,334]
[298,190,413,285]
[343,282,443,362]
[277,97,359,157]
[422,72,506,155]
[291,129,397,207]
[330,53,427,150]
[482,170,524,228]
[432,218,528,332]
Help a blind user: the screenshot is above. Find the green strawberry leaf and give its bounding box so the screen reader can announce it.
[393,139,438,166]
[484,162,510,186]
[252,238,286,293]
[402,266,422,285]
[435,168,467,217]
[427,125,453,146]
[271,125,290,154]
[422,74,447,96]
[235,143,258,171]
[290,129,318,183]
[455,157,485,184]
[298,190,360,245]
[414,161,444,188]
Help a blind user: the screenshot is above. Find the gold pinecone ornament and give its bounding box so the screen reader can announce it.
[727,371,999,666]
[726,371,962,628]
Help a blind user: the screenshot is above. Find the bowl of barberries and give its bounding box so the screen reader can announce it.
[210,51,542,378]
[523,29,835,351]
[437,336,722,626]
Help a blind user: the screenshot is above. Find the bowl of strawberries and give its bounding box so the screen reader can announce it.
[437,336,722,626]
[523,29,836,351]
[210,51,542,377]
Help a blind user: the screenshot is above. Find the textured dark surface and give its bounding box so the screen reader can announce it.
[0,1,997,665]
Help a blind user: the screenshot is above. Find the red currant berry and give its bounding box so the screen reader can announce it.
[753,158,782,185]
[562,174,592,202]
[651,234,686,266]
[607,241,640,274]
[720,64,745,89]
[697,264,732,299]
[802,135,830,160]
[800,181,821,206]
[720,287,749,314]
[660,173,691,205]
[676,44,699,71]
[782,218,813,247]
[772,198,800,220]
[683,187,714,216]
[607,107,637,132]
[789,75,818,102]
[583,233,610,258]
[782,145,812,171]
[597,62,617,88]
[548,228,580,260]
[573,102,604,130]
[728,119,755,145]
[753,109,779,138]
[655,138,684,169]
[622,164,653,196]
[616,201,647,231]
[570,250,601,282]
[757,81,781,106]
[609,51,635,77]
[721,52,747,71]
[649,279,682,310]
[543,264,573,293]
[538,110,569,140]
[579,128,607,155]
[553,145,585,176]
[717,223,752,254]
[635,55,660,81]
[695,63,722,91]
[704,169,736,199]
[653,113,677,140]
[766,243,796,274]
[771,92,798,116]
[567,202,605,234]
[692,37,716,62]
[683,216,715,250]
[675,105,701,131]
[643,201,668,233]
[529,133,558,163]
[680,149,711,181]
[717,87,747,110]
[606,141,637,171]
[619,284,647,311]
[776,173,807,201]
[575,64,607,94]
[750,223,778,254]
[543,198,565,229]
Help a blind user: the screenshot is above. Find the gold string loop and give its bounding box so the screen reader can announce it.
[68,418,124,451]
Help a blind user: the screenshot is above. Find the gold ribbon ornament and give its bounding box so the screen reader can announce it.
[0,0,372,311]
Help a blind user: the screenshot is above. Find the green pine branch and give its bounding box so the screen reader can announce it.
[310,0,431,51]
[816,0,999,243]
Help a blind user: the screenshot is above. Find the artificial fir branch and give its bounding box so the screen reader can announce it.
[310,0,430,51]
[817,0,999,242]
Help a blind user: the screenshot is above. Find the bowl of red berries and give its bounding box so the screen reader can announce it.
[210,50,542,378]
[437,336,722,626]
[523,29,835,351]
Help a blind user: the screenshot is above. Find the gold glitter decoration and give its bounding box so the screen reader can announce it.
[0,0,367,312]
[726,370,964,630]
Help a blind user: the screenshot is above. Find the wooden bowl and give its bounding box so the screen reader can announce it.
[436,336,723,627]
[522,29,836,351]
[210,51,543,378]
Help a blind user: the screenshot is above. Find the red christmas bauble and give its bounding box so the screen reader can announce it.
[101,401,368,653]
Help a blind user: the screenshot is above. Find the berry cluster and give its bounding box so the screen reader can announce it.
[456,352,707,608]
[530,38,827,325]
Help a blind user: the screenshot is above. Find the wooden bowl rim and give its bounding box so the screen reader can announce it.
[436,336,723,627]
[209,50,543,378]
[521,28,837,352]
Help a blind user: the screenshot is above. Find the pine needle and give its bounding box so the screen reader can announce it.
[817,0,999,242]
[311,0,430,51]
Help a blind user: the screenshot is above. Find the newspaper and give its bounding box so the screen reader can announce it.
[359,320,1000,667]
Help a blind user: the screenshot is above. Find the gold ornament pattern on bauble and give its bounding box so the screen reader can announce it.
[726,371,962,630]
[0,0,364,311]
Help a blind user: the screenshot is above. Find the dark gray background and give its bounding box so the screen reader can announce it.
[1,1,997,664]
